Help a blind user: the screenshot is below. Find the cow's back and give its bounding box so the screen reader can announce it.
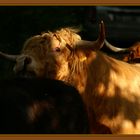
[85,52,140,134]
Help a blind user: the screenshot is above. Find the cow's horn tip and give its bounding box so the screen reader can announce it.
[101,20,104,24]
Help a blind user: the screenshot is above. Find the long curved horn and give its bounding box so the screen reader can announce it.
[95,20,105,49]
[0,51,19,61]
[104,39,129,52]
[75,21,105,51]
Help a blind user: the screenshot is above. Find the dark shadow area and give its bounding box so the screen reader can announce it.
[0,78,89,134]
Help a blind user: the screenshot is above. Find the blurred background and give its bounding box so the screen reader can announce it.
[0,6,140,79]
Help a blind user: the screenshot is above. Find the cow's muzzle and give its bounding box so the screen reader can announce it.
[13,55,36,78]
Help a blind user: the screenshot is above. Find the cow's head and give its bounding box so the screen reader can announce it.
[13,28,82,78]
[0,21,105,79]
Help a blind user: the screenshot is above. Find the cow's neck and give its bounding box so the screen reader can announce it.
[57,51,88,94]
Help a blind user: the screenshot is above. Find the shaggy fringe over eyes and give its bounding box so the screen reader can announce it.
[41,27,82,48]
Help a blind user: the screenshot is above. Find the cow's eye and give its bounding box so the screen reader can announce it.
[55,47,61,52]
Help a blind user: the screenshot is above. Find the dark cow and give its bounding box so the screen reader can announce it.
[0,78,89,134]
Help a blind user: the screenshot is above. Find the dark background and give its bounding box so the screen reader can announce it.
[0,6,140,79]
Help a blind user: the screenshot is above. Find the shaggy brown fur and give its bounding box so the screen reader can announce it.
[49,47,140,134]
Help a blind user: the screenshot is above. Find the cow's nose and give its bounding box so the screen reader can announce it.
[13,55,32,73]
